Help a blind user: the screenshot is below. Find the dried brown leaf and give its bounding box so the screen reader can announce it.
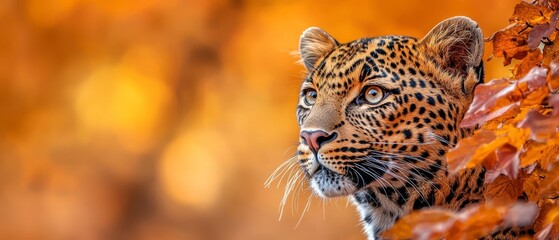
[518,110,559,140]
[487,144,521,181]
[461,67,548,127]
[521,139,559,167]
[485,174,525,201]
[535,200,559,240]
[460,79,519,127]
[447,130,497,174]
[518,95,559,141]
[543,37,559,66]
[548,59,559,90]
[527,11,559,49]
[381,209,454,240]
[383,202,539,240]
[448,126,529,177]
[511,2,555,25]
[539,162,559,199]
[515,49,543,79]
[487,24,530,66]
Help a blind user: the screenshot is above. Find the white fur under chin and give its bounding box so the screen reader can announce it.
[310,171,357,197]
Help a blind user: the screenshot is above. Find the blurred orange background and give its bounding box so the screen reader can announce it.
[0,0,518,239]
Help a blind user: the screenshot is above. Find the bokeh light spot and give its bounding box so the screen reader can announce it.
[158,128,226,209]
[74,49,172,153]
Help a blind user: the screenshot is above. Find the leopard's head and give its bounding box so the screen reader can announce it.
[296,17,484,198]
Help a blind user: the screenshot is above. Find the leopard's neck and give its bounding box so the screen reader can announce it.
[352,165,486,239]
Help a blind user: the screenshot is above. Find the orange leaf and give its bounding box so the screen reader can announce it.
[447,130,496,174]
[487,24,530,66]
[527,11,559,49]
[381,209,454,240]
[446,205,503,240]
[460,79,519,128]
[535,200,559,240]
[518,94,559,141]
[461,67,548,128]
[514,49,543,79]
[485,174,525,201]
[520,139,559,167]
[485,144,521,182]
[448,126,529,176]
[489,2,555,65]
[510,2,555,26]
[548,59,559,90]
[383,202,539,240]
[543,37,559,66]
[539,162,559,199]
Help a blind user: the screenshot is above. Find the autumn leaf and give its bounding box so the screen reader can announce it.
[445,206,503,240]
[518,94,559,141]
[536,0,559,12]
[460,78,518,128]
[518,110,559,141]
[517,68,549,106]
[520,139,559,167]
[460,67,548,128]
[543,37,559,65]
[490,2,557,66]
[486,126,530,180]
[485,144,521,182]
[382,202,539,240]
[494,125,531,149]
[539,162,559,199]
[510,2,555,25]
[535,200,559,240]
[485,174,525,202]
[527,11,559,49]
[523,166,545,201]
[447,130,496,174]
[487,24,530,66]
[448,125,530,177]
[515,49,543,79]
[548,59,559,90]
[380,209,454,240]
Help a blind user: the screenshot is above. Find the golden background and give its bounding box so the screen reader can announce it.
[0,0,517,239]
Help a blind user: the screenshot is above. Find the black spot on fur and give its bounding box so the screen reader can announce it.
[414,93,424,101]
[413,190,435,210]
[427,96,436,106]
[403,129,412,139]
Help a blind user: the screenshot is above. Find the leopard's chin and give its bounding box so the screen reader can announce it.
[310,167,358,197]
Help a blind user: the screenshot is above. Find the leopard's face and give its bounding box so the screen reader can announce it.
[295,18,484,198]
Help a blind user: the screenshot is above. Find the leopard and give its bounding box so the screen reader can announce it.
[286,16,535,239]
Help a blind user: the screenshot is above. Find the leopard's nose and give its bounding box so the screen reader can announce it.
[300,130,338,154]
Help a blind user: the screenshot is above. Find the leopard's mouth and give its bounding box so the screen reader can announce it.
[309,165,357,197]
[299,145,388,197]
[306,156,389,198]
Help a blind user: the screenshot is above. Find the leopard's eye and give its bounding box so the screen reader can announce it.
[304,89,317,106]
[363,86,384,104]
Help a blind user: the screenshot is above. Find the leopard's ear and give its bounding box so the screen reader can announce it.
[299,27,339,71]
[419,16,484,94]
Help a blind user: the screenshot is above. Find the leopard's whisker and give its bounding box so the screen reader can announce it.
[355,162,408,202]
[295,191,314,228]
[382,163,431,205]
[279,170,303,220]
[366,140,437,146]
[265,155,298,188]
[361,149,450,193]
[362,153,453,198]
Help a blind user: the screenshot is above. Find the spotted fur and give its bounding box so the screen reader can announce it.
[289,17,531,239]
